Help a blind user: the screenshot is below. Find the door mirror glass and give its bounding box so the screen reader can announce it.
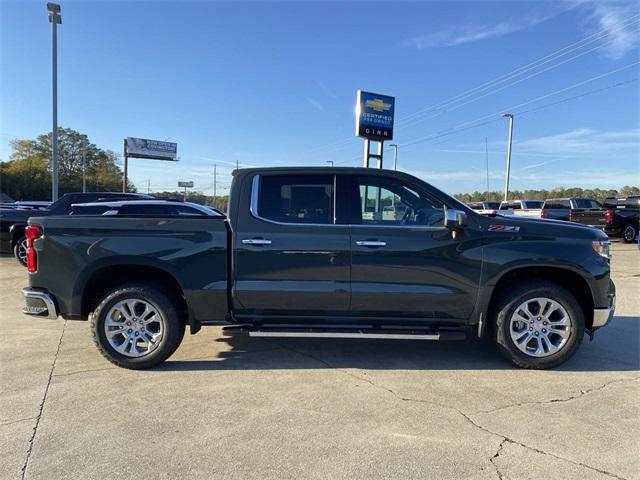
[444,209,468,228]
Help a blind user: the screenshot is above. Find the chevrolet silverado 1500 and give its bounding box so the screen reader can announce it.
[22,167,615,370]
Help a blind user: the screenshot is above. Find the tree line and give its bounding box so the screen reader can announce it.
[0,128,134,200]
[1,128,637,207]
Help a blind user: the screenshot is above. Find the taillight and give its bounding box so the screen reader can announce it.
[25,225,42,273]
[540,209,547,219]
[604,209,614,224]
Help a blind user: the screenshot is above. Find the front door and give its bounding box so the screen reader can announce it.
[233,173,351,319]
[346,175,481,322]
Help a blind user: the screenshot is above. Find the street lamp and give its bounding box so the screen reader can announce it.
[47,3,61,201]
[326,160,334,167]
[389,144,398,171]
[502,113,514,202]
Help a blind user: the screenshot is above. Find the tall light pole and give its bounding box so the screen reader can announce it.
[213,164,217,208]
[82,143,87,192]
[326,160,334,167]
[502,113,514,202]
[47,3,61,200]
[389,144,398,171]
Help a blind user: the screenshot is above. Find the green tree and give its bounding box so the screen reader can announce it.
[0,128,134,200]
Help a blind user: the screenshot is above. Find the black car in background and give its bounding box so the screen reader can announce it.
[71,200,223,217]
[601,196,639,242]
[541,198,602,222]
[0,192,153,265]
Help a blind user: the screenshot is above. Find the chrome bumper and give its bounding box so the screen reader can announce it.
[592,296,615,328]
[22,288,58,319]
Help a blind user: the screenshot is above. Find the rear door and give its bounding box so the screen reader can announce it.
[233,173,351,319]
[345,174,482,322]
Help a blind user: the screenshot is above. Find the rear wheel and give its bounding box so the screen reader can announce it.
[493,281,584,369]
[91,283,185,369]
[622,223,637,243]
[13,236,27,267]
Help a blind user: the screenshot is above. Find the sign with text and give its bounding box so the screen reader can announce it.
[178,181,194,188]
[355,91,395,141]
[126,137,178,160]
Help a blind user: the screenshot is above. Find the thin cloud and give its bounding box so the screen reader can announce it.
[581,0,640,59]
[307,98,325,112]
[515,128,640,155]
[403,9,565,49]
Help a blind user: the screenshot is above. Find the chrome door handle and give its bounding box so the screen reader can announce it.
[355,240,386,247]
[242,238,272,245]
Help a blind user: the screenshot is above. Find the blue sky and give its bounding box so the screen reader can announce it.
[1,0,639,196]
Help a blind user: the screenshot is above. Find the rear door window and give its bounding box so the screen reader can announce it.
[118,204,175,216]
[258,175,334,224]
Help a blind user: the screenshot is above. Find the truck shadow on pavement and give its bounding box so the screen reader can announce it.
[157,316,639,372]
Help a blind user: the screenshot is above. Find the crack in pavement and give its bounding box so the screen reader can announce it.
[0,416,38,427]
[267,341,630,480]
[20,319,67,480]
[474,377,640,415]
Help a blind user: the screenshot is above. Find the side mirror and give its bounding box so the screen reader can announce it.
[444,208,468,228]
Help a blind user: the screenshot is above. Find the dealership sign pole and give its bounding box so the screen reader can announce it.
[178,181,193,201]
[355,90,395,169]
[122,137,178,192]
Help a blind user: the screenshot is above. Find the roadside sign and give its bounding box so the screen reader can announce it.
[178,181,194,188]
[355,91,395,141]
[126,137,178,161]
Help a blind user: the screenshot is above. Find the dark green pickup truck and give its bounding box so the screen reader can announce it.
[22,167,615,370]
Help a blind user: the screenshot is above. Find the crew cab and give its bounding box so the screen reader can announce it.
[22,167,616,370]
[541,198,602,223]
[0,192,153,265]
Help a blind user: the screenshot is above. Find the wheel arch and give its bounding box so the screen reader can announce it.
[80,263,198,333]
[484,266,595,333]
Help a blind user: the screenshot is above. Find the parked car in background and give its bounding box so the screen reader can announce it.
[467,201,501,215]
[22,167,615,371]
[71,200,223,217]
[499,200,544,218]
[566,196,639,243]
[541,198,602,222]
[0,192,153,265]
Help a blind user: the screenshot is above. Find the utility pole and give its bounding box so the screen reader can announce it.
[502,113,514,202]
[82,143,87,192]
[147,179,150,194]
[326,160,334,167]
[47,3,61,201]
[485,137,489,195]
[213,164,217,208]
[389,144,398,171]
[236,159,239,170]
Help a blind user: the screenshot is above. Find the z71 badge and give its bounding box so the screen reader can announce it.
[488,224,520,232]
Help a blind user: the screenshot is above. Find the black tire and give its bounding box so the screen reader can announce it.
[622,223,637,243]
[13,236,27,267]
[493,281,585,369]
[90,283,185,370]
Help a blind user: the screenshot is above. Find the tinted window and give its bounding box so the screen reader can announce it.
[574,199,601,209]
[259,175,334,224]
[174,205,206,216]
[486,202,500,209]
[525,201,543,209]
[603,197,619,208]
[72,205,112,215]
[356,176,444,226]
[624,196,640,208]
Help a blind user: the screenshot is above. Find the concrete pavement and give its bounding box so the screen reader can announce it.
[1,242,638,479]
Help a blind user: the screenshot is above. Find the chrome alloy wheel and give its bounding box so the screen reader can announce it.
[104,299,164,358]
[16,238,28,264]
[509,297,571,358]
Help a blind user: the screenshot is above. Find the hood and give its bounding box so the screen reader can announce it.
[481,213,608,241]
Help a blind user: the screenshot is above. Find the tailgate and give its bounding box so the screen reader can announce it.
[571,209,606,227]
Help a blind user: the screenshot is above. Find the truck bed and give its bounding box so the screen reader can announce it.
[28,215,230,323]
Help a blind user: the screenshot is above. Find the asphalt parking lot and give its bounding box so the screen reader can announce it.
[1,242,638,480]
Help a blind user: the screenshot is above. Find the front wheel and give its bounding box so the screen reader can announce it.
[13,236,27,267]
[622,223,637,243]
[91,283,185,369]
[493,282,584,369]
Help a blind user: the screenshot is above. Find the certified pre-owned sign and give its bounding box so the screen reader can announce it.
[126,137,178,160]
[355,91,395,141]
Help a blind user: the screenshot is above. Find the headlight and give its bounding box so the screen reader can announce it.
[592,240,611,260]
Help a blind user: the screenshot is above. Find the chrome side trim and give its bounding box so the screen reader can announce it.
[593,305,615,328]
[249,331,440,340]
[22,288,58,319]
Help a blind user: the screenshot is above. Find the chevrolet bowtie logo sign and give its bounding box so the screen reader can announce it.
[365,98,392,112]
[355,90,395,141]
